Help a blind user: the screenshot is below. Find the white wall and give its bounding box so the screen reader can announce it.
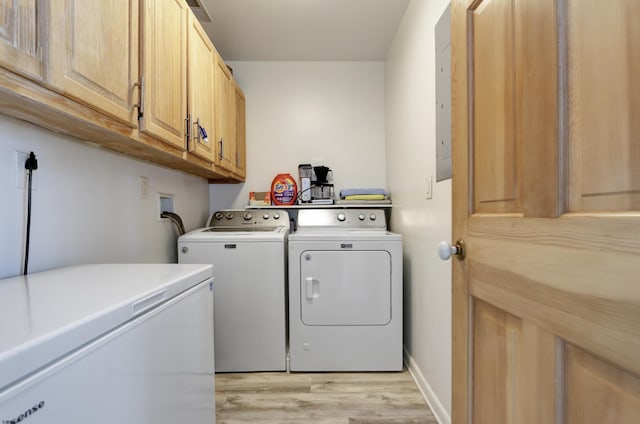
[0,115,210,279]
[385,0,452,422]
[209,61,387,210]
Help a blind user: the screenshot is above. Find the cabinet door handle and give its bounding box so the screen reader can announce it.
[133,76,145,118]
[194,118,201,143]
[218,138,224,160]
[185,113,191,144]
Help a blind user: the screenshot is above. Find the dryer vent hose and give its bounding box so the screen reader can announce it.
[161,211,186,235]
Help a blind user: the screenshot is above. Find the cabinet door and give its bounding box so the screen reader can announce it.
[48,0,139,127]
[140,0,188,150]
[233,82,246,179]
[214,52,235,171]
[186,13,215,162]
[0,0,41,81]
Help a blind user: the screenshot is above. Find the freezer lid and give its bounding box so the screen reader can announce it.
[0,264,213,392]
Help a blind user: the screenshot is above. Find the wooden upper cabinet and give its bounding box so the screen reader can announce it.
[139,0,188,150]
[233,82,246,179]
[186,13,215,162]
[214,51,235,172]
[0,0,41,81]
[47,0,139,127]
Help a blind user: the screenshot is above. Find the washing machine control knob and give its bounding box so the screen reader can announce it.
[273,213,280,219]
[337,213,346,222]
[181,246,189,254]
[358,214,365,221]
[243,212,253,220]
[214,212,224,221]
[262,213,270,220]
[225,212,234,220]
[369,214,377,221]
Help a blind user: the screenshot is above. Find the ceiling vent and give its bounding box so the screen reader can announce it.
[186,0,212,22]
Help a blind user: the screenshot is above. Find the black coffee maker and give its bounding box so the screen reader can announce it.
[311,166,334,202]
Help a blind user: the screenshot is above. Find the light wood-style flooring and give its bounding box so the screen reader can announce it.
[215,370,437,423]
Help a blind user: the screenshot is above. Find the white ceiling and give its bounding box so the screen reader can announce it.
[198,0,411,61]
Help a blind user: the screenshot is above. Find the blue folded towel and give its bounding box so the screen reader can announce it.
[339,188,388,199]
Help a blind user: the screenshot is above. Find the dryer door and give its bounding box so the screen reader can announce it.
[300,250,391,326]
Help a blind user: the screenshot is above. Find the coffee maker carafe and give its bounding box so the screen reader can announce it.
[311,166,334,203]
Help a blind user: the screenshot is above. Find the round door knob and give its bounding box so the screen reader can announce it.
[337,213,346,222]
[438,240,466,260]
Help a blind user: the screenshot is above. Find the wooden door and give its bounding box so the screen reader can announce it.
[214,51,235,172]
[48,0,139,126]
[233,82,246,179]
[140,0,187,150]
[0,0,41,81]
[451,0,640,423]
[186,12,215,162]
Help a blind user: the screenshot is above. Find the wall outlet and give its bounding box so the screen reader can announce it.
[426,174,433,199]
[15,150,38,190]
[140,176,149,199]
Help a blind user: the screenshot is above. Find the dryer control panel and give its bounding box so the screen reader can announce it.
[296,209,386,230]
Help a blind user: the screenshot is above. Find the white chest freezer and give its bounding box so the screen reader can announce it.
[0,264,215,424]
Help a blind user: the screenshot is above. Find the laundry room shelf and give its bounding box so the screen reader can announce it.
[247,203,392,209]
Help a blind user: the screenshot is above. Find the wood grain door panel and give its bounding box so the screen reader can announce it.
[214,52,235,172]
[567,0,640,212]
[140,0,187,150]
[452,0,640,423]
[233,83,246,178]
[0,0,41,80]
[566,345,640,424]
[48,0,139,127]
[471,0,520,213]
[186,13,215,162]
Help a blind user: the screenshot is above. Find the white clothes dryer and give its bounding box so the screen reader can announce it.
[179,209,290,372]
[288,209,403,371]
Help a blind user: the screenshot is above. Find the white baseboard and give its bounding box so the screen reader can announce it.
[404,347,451,424]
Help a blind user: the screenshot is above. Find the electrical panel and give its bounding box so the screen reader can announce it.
[435,4,452,182]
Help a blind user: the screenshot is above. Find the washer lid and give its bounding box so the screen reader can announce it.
[179,225,288,242]
[0,264,212,392]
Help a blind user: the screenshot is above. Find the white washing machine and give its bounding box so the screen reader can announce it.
[178,209,290,372]
[288,209,403,371]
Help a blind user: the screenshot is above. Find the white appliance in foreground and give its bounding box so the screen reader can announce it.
[0,264,215,424]
[288,209,403,371]
[179,209,289,372]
